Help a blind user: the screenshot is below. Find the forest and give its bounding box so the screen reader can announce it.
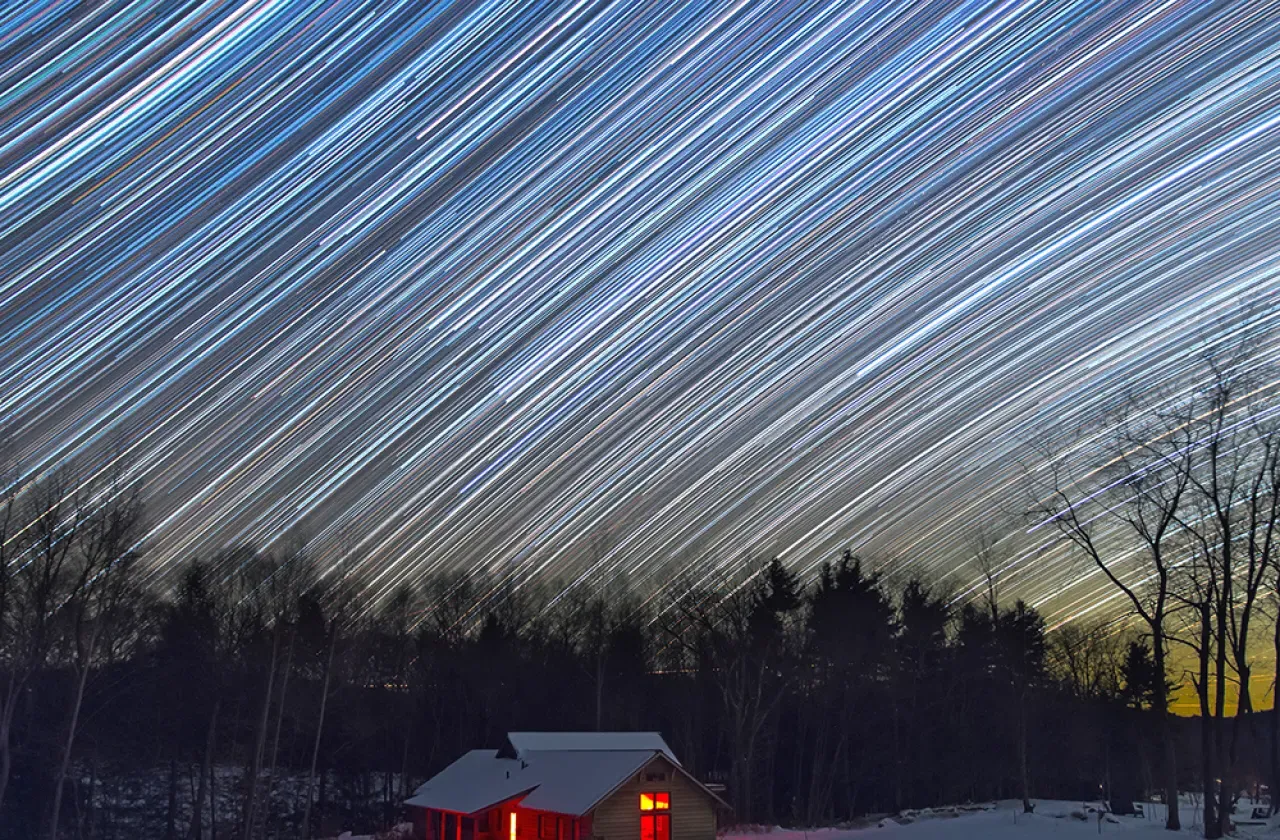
[0,530,1178,840]
[0,353,1277,840]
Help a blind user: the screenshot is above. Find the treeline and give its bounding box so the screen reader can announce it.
[1,503,1171,840]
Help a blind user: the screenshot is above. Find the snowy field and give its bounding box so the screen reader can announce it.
[719,800,1278,840]
[323,799,1280,840]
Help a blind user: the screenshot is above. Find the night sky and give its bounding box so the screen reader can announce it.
[3,0,1279,623]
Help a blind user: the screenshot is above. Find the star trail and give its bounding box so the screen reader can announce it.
[2,0,1279,623]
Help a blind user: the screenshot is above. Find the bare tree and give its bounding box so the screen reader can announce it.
[302,555,360,839]
[546,574,634,734]
[234,546,313,840]
[660,560,800,822]
[48,475,145,840]
[1170,363,1280,835]
[239,552,279,840]
[1031,408,1194,831]
[1047,620,1126,701]
[263,545,316,836]
[1169,529,1220,837]
[971,527,1007,624]
[177,559,232,840]
[0,450,21,815]
[1,471,88,817]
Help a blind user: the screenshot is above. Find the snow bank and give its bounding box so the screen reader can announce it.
[721,799,1275,840]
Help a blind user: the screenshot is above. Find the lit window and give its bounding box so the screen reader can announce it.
[510,813,517,840]
[640,795,670,840]
[640,793,669,811]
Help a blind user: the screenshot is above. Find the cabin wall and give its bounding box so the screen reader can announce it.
[519,807,581,840]
[492,804,581,840]
[417,807,503,840]
[413,803,583,840]
[589,759,716,840]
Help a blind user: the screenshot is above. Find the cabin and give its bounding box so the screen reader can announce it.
[405,732,727,840]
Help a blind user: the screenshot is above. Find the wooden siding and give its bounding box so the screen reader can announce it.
[588,756,716,840]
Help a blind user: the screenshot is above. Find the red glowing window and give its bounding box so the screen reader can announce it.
[641,814,670,840]
[640,792,670,840]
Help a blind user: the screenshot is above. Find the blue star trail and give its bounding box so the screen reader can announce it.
[2,0,1279,622]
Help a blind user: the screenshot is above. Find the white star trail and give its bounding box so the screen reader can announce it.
[2,0,1279,622]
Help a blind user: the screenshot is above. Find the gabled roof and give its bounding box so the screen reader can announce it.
[406,732,724,817]
[517,750,659,814]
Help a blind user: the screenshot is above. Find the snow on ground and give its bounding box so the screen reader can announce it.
[324,798,1280,840]
[722,800,1280,840]
[324,823,414,840]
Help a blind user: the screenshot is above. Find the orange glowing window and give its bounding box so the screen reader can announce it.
[639,793,669,812]
[510,813,517,840]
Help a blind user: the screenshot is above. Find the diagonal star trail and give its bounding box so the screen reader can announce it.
[2,0,1279,624]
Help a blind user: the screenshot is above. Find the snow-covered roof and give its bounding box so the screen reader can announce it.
[520,750,658,814]
[404,750,535,815]
[406,732,700,817]
[507,731,679,765]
